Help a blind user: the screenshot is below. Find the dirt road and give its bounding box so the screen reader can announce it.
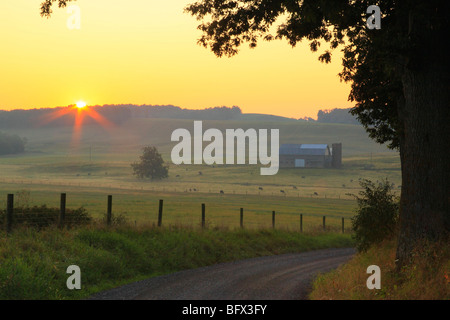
[89,247,355,300]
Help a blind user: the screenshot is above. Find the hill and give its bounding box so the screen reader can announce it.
[239,113,299,122]
[0,117,394,160]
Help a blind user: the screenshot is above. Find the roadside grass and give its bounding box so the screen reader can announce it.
[309,237,450,300]
[0,224,354,300]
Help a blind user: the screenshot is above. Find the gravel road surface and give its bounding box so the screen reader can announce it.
[89,247,355,300]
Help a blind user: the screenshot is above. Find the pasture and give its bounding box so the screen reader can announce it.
[0,117,401,231]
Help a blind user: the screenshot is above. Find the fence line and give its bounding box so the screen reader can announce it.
[2,193,348,234]
[59,193,66,228]
[0,178,358,200]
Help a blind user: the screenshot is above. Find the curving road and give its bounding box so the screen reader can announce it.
[89,247,355,300]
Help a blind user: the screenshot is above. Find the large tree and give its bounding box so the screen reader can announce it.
[183,0,450,268]
[40,1,449,266]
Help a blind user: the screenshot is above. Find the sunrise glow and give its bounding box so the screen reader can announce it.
[76,101,87,109]
[0,1,353,119]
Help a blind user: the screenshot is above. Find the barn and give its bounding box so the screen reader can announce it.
[279,143,342,169]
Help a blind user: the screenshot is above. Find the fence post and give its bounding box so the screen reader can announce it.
[323,216,326,231]
[201,203,205,228]
[272,211,275,229]
[342,217,345,234]
[300,214,303,233]
[59,193,66,228]
[6,194,14,234]
[107,195,112,226]
[158,199,163,227]
[240,208,244,228]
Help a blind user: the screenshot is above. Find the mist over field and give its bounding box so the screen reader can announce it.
[0,105,400,230]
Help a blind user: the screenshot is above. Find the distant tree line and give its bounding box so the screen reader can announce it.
[316,108,359,124]
[0,105,358,128]
[0,105,242,129]
[0,131,26,155]
[128,105,242,120]
[300,108,359,125]
[0,106,132,129]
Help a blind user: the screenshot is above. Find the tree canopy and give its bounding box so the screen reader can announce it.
[131,146,169,181]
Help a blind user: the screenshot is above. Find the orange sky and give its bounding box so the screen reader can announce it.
[0,0,353,119]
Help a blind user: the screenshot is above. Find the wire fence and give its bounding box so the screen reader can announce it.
[1,193,350,234]
[0,193,92,231]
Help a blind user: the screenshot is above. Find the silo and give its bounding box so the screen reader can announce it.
[332,143,342,168]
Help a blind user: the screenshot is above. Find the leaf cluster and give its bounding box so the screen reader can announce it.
[40,0,76,18]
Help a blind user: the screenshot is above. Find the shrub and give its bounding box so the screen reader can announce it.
[101,211,129,226]
[348,179,399,252]
[0,205,92,230]
[0,131,26,155]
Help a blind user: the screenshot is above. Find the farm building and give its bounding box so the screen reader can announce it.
[279,143,342,169]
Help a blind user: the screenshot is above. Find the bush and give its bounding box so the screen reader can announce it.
[349,179,399,252]
[0,205,92,230]
[0,131,26,155]
[101,211,129,226]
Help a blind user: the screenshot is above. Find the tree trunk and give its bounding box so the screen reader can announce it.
[396,59,450,267]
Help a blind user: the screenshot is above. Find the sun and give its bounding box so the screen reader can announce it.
[76,101,87,109]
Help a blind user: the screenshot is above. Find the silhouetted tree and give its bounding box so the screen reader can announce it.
[183,0,450,267]
[131,146,168,180]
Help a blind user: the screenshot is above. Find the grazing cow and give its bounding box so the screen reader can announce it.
[314,192,318,196]
[258,187,263,191]
[220,190,224,194]
[280,190,285,194]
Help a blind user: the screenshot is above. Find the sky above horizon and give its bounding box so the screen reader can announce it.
[0,0,353,119]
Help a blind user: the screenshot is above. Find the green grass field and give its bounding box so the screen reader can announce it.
[0,117,401,230]
[0,116,403,300]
